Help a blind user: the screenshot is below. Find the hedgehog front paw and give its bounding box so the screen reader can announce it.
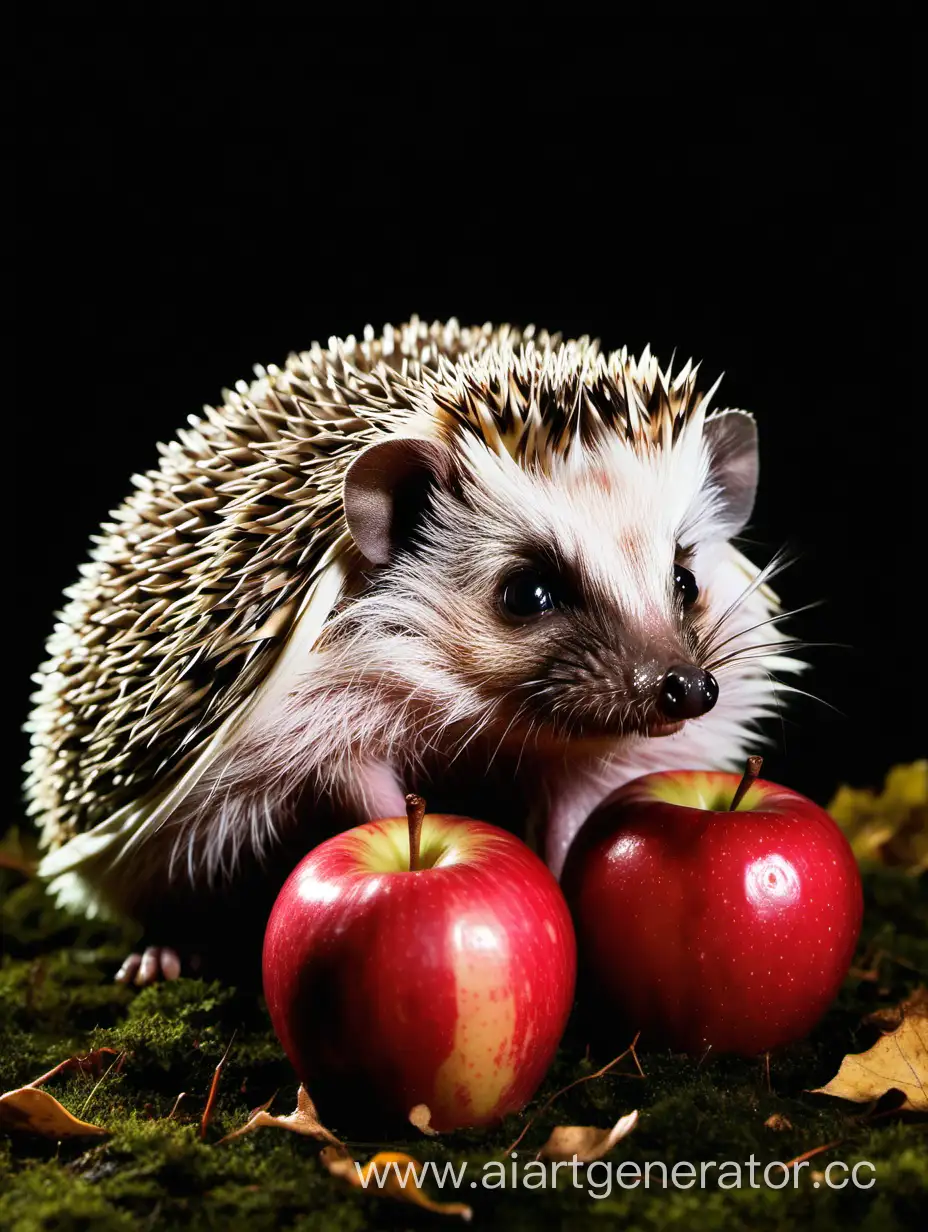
[115,945,182,986]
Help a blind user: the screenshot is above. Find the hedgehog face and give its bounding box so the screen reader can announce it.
[343,412,759,751]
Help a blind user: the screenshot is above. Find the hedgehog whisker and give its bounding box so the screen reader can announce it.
[446,688,519,763]
[698,600,822,662]
[705,639,822,672]
[765,670,788,757]
[765,680,846,718]
[485,696,537,773]
[512,713,540,779]
[699,546,796,650]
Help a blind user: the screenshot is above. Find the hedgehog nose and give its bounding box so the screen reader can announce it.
[658,666,719,720]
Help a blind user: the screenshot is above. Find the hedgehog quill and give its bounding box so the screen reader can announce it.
[25,318,801,983]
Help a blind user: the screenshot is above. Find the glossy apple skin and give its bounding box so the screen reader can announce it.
[562,771,863,1056]
[263,815,576,1131]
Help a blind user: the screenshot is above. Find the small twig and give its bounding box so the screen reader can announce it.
[783,1138,846,1170]
[848,966,881,983]
[26,1060,72,1090]
[26,1048,121,1090]
[782,1103,928,1174]
[166,1092,187,1120]
[696,1044,713,1070]
[502,1033,644,1158]
[79,1051,126,1120]
[850,948,922,982]
[200,1032,237,1140]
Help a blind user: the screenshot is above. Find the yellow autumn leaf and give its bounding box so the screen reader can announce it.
[0,1087,108,1138]
[219,1084,341,1145]
[321,1147,472,1221]
[810,1000,928,1112]
[537,1110,639,1162]
[828,760,927,875]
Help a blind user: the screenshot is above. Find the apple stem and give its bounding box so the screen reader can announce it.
[730,756,763,811]
[405,793,426,871]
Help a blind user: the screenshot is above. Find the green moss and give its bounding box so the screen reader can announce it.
[1,863,925,1230]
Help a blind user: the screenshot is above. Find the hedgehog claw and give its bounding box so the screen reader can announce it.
[115,946,182,985]
[115,953,141,984]
[159,947,182,981]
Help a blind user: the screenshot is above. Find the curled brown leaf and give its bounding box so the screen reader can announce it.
[537,1110,639,1163]
[219,1084,341,1146]
[320,1147,472,1221]
[409,1104,438,1136]
[809,1003,928,1112]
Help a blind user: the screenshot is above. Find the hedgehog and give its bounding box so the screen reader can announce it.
[26,317,800,985]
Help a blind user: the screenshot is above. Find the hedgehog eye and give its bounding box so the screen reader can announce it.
[500,571,556,621]
[674,564,699,608]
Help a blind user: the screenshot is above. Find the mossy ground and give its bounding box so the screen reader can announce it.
[1,865,925,1232]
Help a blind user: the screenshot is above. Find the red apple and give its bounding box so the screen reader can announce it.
[562,760,863,1055]
[263,797,576,1131]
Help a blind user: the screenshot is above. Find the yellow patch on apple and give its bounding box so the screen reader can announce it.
[434,918,518,1121]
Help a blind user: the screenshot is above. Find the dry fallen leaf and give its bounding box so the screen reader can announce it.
[828,760,927,875]
[0,1087,108,1138]
[219,1084,341,1146]
[537,1110,639,1163]
[810,1000,928,1112]
[321,1147,472,1221]
[764,1113,793,1131]
[864,986,928,1031]
[409,1104,438,1136]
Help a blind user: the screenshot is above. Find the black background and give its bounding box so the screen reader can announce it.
[12,16,918,831]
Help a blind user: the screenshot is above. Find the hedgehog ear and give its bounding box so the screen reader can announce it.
[703,411,759,538]
[343,436,455,565]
